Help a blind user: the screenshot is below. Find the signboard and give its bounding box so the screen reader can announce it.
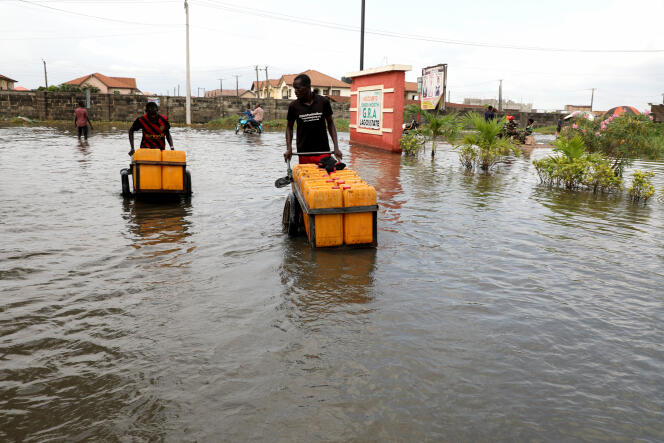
[420,64,447,110]
[147,97,161,107]
[358,89,382,130]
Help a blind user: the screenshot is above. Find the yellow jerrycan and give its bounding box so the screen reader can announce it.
[307,186,344,247]
[132,149,162,190]
[342,185,377,245]
[161,150,186,191]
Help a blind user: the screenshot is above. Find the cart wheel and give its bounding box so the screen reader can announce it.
[120,168,131,197]
[185,170,192,196]
[282,192,301,237]
[235,125,240,134]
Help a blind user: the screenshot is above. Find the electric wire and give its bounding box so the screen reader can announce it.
[195,0,664,54]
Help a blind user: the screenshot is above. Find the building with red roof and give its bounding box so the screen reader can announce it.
[252,69,351,99]
[64,73,140,94]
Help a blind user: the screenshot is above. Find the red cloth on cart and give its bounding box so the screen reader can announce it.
[298,154,331,165]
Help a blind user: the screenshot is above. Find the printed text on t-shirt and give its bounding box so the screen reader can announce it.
[299,112,323,123]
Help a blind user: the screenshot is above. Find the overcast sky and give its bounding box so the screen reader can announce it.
[2,0,663,111]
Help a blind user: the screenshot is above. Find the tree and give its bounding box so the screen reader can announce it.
[456,112,520,170]
[421,111,463,158]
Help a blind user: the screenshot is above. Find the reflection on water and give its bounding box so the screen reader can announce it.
[121,198,194,268]
[279,240,376,326]
[1,127,663,441]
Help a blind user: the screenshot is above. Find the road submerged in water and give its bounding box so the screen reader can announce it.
[1,127,663,441]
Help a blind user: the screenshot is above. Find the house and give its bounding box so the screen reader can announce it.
[252,69,351,99]
[64,73,140,94]
[251,79,281,99]
[464,98,533,112]
[13,86,30,91]
[0,74,17,90]
[405,81,418,100]
[565,104,592,112]
[205,88,256,99]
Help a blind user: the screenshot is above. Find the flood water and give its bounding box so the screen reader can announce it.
[1,127,663,441]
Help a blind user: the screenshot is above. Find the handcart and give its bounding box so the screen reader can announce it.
[279,152,378,248]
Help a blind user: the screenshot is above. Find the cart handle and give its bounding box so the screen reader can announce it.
[291,151,333,156]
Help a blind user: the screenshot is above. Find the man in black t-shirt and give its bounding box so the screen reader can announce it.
[284,74,342,164]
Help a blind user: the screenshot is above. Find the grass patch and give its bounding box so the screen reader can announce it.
[534,125,557,135]
[205,115,241,129]
[335,118,349,131]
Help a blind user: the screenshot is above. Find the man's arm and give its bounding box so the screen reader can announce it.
[165,130,174,149]
[326,115,342,159]
[284,120,294,161]
[128,128,135,156]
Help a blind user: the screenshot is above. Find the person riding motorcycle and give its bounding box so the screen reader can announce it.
[502,115,519,139]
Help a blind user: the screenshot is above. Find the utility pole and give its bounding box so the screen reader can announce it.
[184,0,192,125]
[233,75,240,97]
[255,66,261,98]
[264,66,269,98]
[590,88,596,111]
[448,90,450,103]
[360,0,365,70]
[177,84,180,96]
[660,93,663,104]
[498,79,503,112]
[42,59,48,89]
[218,78,223,96]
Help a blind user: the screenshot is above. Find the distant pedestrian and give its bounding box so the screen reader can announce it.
[74,101,93,140]
[484,105,496,122]
[556,115,564,137]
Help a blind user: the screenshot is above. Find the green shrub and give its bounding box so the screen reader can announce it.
[456,112,521,170]
[560,113,664,174]
[628,170,655,202]
[400,131,424,156]
[533,136,622,192]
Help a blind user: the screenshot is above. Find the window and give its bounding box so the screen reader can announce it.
[331,90,340,96]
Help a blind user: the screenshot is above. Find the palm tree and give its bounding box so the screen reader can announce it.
[552,135,585,160]
[459,112,520,170]
[421,112,462,158]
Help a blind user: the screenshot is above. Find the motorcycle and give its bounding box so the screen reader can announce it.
[401,119,425,145]
[235,118,262,134]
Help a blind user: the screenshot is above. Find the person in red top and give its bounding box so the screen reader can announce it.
[128,102,174,156]
[74,101,93,140]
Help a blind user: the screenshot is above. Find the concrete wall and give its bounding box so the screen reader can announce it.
[0,91,350,123]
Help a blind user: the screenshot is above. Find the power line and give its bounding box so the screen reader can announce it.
[3,30,172,40]
[16,0,183,26]
[196,0,664,54]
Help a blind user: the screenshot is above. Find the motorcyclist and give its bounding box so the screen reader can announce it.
[502,115,518,139]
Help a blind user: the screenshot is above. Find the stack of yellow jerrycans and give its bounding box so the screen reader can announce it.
[120,149,192,197]
[285,164,378,248]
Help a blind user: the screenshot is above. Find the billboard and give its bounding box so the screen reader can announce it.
[420,64,447,110]
[147,97,161,108]
[358,89,382,130]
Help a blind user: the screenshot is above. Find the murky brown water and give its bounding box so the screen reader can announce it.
[1,127,663,441]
